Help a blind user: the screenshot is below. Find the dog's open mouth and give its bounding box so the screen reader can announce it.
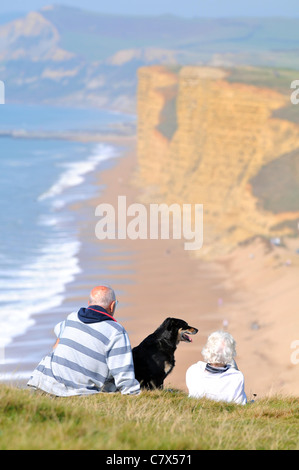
[179,328,198,343]
[181,332,192,342]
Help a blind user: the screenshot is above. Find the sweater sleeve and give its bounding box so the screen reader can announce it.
[232,373,247,405]
[54,320,66,338]
[106,330,140,395]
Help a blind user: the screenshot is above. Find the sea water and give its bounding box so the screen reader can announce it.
[0,104,134,376]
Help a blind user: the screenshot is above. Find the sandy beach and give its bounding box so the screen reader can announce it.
[89,141,299,398]
[88,144,234,392]
[4,137,298,398]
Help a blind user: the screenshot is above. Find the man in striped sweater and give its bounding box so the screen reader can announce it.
[27,286,140,396]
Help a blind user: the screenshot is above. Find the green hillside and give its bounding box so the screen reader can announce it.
[42,6,299,62]
[0,385,298,450]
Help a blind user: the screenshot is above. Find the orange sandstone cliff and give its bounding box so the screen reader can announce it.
[137,65,299,258]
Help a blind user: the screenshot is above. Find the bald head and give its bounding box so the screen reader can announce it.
[89,286,116,311]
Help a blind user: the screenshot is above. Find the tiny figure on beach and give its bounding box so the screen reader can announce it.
[27,285,140,397]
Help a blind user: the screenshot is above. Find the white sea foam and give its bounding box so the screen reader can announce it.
[38,215,60,227]
[38,143,117,202]
[0,370,34,382]
[0,240,81,349]
[0,142,117,370]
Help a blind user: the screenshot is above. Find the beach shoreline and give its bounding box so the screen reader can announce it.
[0,136,135,383]
[2,137,298,398]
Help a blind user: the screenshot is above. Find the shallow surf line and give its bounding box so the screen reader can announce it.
[0,239,82,349]
[0,370,34,382]
[0,142,119,355]
[38,143,117,202]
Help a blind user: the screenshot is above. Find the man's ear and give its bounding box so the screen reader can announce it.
[110,300,116,314]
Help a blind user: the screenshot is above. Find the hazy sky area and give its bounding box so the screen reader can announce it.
[0,0,298,17]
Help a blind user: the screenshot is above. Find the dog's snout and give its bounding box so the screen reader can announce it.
[188,327,198,335]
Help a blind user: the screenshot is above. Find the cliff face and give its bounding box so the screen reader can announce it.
[137,65,299,257]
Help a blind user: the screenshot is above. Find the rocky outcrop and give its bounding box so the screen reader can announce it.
[137,65,299,257]
[0,12,74,61]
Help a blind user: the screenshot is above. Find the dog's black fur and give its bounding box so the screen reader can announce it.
[132,317,198,389]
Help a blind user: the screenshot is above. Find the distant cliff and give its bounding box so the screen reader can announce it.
[137,66,299,257]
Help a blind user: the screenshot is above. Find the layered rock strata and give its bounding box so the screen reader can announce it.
[137,65,299,257]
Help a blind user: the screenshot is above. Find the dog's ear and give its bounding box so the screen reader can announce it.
[163,318,175,330]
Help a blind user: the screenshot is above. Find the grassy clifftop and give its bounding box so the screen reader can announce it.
[0,385,298,450]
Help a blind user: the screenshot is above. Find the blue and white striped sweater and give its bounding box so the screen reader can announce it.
[27,310,140,396]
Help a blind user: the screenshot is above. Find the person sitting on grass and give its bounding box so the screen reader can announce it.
[186,330,247,405]
[27,285,140,397]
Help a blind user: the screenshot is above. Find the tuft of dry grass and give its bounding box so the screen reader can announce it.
[0,385,298,450]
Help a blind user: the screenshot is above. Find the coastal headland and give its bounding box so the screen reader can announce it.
[3,65,299,399]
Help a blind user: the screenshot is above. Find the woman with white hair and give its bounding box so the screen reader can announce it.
[186,330,247,405]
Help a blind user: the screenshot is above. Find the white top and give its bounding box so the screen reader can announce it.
[186,361,247,405]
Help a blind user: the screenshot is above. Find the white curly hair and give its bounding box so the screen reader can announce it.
[201,330,237,365]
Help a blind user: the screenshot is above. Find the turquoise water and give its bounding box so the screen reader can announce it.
[0,103,134,133]
[0,104,131,355]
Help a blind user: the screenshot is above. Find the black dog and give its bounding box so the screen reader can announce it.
[132,317,198,390]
